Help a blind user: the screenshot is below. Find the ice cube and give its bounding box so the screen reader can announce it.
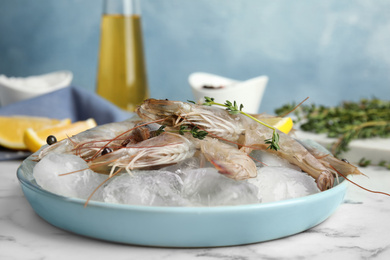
[160,157,202,175]
[181,168,260,206]
[250,150,301,170]
[103,170,187,206]
[248,166,320,203]
[33,153,107,200]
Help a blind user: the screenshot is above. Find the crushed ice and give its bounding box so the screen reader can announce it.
[33,153,107,200]
[33,151,320,207]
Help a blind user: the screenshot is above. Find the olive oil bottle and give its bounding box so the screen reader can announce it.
[96,0,148,111]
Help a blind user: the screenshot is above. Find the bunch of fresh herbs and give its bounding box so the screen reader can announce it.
[275,98,390,167]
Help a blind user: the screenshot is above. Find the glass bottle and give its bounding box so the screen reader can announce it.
[96,0,149,111]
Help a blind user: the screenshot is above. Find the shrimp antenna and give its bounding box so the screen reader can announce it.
[247,154,268,166]
[329,165,390,197]
[58,168,90,176]
[84,168,122,207]
[279,96,309,117]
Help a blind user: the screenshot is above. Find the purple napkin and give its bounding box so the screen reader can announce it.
[0,86,133,160]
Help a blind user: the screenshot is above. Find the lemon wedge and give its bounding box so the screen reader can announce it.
[260,117,294,134]
[23,118,97,153]
[0,116,71,150]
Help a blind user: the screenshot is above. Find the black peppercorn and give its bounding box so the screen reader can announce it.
[101,147,113,155]
[46,135,57,145]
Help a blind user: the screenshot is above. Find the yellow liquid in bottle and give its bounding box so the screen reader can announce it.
[96,14,149,111]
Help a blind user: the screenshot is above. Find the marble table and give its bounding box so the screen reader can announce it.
[1,159,389,260]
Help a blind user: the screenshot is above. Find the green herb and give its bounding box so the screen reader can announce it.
[265,131,280,151]
[379,161,390,170]
[379,160,387,167]
[179,125,208,140]
[156,125,166,136]
[156,124,208,140]
[378,160,390,170]
[203,97,280,151]
[358,157,371,167]
[275,98,390,165]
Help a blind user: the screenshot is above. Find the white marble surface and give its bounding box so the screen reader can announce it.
[1,159,390,260]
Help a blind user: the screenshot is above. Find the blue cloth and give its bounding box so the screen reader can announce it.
[0,86,133,160]
[0,86,132,124]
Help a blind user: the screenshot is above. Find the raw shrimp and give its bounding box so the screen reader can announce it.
[137,98,247,141]
[38,118,137,159]
[38,118,161,161]
[242,127,336,190]
[88,132,197,176]
[199,138,257,180]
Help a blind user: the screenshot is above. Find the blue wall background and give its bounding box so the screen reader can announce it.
[1,0,389,113]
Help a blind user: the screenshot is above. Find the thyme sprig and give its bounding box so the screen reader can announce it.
[202,97,280,151]
[156,124,208,140]
[275,98,390,163]
[179,125,208,140]
[156,125,166,136]
[265,131,280,151]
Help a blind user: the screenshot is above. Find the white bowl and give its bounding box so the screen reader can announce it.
[189,72,268,114]
[0,70,73,107]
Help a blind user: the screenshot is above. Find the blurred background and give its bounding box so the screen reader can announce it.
[0,0,389,114]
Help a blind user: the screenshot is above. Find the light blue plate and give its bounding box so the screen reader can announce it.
[17,155,346,247]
